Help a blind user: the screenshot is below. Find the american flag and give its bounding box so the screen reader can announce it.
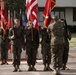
[43,0,56,27]
[1,0,8,30]
[26,0,39,30]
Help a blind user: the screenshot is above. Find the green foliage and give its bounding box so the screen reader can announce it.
[6,0,26,18]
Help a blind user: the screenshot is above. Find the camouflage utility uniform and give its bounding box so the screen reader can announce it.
[1,28,10,64]
[0,27,4,65]
[9,25,24,71]
[41,27,52,71]
[48,19,64,70]
[25,26,39,71]
[62,19,71,70]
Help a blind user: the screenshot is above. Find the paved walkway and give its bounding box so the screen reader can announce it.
[0,48,76,75]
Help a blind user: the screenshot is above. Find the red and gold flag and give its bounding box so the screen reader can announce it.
[51,0,56,10]
[43,0,56,27]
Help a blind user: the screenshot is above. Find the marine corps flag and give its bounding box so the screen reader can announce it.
[1,0,8,30]
[51,0,56,10]
[43,0,56,27]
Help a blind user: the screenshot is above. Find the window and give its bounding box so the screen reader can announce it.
[51,8,65,19]
[60,11,65,19]
[73,8,76,21]
[55,11,59,18]
[39,12,43,22]
[38,7,65,26]
[51,12,54,16]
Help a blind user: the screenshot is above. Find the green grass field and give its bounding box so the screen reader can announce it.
[69,33,76,48]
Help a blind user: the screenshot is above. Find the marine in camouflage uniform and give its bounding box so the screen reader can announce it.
[9,19,24,72]
[47,16,64,75]
[25,21,39,71]
[0,24,4,65]
[41,26,52,71]
[61,19,71,70]
[1,26,10,65]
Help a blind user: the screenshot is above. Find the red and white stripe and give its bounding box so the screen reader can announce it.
[26,0,39,30]
[1,0,7,30]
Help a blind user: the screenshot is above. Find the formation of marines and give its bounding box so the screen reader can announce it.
[0,15,71,75]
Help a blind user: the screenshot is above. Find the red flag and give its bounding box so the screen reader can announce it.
[1,0,8,30]
[8,10,12,28]
[43,0,56,27]
[51,0,56,10]
[26,0,39,30]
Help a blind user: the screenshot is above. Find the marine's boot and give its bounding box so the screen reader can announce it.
[47,64,53,71]
[57,68,62,75]
[28,65,32,71]
[61,64,69,70]
[32,65,36,71]
[17,65,21,72]
[13,65,17,72]
[44,64,47,71]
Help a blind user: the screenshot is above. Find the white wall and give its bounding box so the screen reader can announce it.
[37,0,76,7]
[37,0,45,7]
[56,0,76,7]
[65,8,76,26]
[65,8,73,25]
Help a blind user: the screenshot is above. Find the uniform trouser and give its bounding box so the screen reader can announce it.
[1,51,8,63]
[42,52,51,65]
[41,43,51,65]
[51,44,64,69]
[26,47,37,66]
[13,46,22,66]
[1,48,8,63]
[63,43,69,65]
[1,50,5,62]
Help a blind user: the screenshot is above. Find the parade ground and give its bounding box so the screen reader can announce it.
[0,33,76,75]
[0,48,76,75]
[0,0,76,75]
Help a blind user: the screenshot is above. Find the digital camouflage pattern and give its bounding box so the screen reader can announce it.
[48,19,64,69]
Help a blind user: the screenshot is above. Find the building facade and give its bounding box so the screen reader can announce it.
[37,0,76,26]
